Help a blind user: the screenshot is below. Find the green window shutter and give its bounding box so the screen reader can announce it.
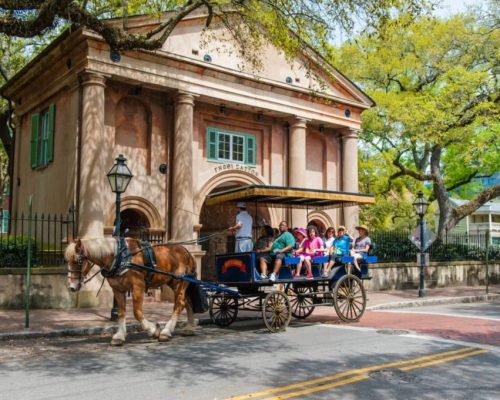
[47,104,55,162]
[207,128,218,161]
[30,113,39,168]
[245,134,256,165]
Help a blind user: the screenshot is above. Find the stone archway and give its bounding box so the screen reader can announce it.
[196,171,279,280]
[104,196,164,241]
[307,210,334,237]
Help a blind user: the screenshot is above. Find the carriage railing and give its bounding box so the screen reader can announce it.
[0,211,75,267]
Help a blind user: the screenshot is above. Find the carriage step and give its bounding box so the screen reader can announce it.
[361,274,372,280]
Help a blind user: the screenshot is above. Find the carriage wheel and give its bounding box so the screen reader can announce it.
[209,295,238,327]
[332,274,366,322]
[289,285,315,319]
[262,291,292,332]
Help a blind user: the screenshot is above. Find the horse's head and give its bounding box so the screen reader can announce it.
[65,239,94,292]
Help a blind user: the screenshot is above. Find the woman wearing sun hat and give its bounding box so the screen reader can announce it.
[351,225,372,272]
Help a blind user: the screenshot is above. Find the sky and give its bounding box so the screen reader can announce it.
[435,0,480,17]
[334,0,484,45]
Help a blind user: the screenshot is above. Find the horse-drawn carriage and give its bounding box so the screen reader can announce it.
[205,185,377,332]
[66,184,375,344]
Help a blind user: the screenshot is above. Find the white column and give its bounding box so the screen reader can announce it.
[289,117,308,227]
[78,72,107,237]
[342,128,359,234]
[171,91,195,241]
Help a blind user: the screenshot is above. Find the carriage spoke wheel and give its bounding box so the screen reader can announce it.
[332,274,366,322]
[289,285,315,319]
[262,291,292,332]
[209,295,238,327]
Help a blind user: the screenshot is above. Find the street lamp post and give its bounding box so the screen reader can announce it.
[413,191,429,298]
[106,154,133,320]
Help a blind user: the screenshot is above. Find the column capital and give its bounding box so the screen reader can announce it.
[288,116,310,129]
[341,127,360,139]
[176,91,198,106]
[79,71,108,87]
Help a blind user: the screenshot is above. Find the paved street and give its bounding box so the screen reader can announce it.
[0,301,498,400]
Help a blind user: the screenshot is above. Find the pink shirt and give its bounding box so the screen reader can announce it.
[302,237,324,255]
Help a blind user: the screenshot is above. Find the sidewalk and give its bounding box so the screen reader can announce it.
[1,285,498,341]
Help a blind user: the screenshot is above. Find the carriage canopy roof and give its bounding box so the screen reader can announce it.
[205,185,375,209]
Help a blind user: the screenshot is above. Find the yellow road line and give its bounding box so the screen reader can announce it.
[227,347,482,400]
[400,349,488,371]
[265,375,369,400]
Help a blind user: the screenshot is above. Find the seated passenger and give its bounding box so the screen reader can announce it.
[322,226,336,277]
[351,225,372,272]
[333,225,353,258]
[295,226,324,280]
[259,221,295,282]
[292,227,307,277]
[255,225,274,259]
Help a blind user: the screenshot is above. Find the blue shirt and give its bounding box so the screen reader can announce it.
[333,235,351,255]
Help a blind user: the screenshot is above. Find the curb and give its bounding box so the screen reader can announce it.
[367,293,500,311]
[0,316,231,341]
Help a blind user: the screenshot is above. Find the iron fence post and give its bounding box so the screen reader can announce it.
[485,230,490,295]
[25,196,33,329]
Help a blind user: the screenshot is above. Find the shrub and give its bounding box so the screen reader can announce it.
[0,235,37,267]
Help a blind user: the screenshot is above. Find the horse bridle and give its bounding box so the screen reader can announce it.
[67,251,96,286]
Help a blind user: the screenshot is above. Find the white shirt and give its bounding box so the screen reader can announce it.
[235,211,253,238]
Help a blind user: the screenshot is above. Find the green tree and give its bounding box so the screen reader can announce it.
[334,9,500,237]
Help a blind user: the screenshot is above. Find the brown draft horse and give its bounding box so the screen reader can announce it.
[65,237,198,345]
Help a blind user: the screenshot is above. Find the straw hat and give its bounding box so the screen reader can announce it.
[355,225,369,234]
[337,225,346,231]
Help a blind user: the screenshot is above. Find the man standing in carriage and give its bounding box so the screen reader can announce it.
[228,202,253,253]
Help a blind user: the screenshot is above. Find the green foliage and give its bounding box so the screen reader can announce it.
[333,8,500,232]
[0,234,37,267]
[371,231,500,262]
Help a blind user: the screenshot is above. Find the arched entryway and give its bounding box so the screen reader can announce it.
[196,171,278,280]
[105,196,164,242]
[199,184,274,280]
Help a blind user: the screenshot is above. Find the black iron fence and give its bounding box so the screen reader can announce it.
[371,230,500,263]
[0,212,76,267]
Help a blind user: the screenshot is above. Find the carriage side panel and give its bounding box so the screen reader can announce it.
[215,252,255,284]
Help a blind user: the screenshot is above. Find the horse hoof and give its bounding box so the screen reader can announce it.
[153,324,161,339]
[158,334,172,342]
[110,339,124,346]
[182,330,195,336]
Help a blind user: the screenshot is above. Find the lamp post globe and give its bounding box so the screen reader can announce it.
[106,154,133,237]
[413,191,429,297]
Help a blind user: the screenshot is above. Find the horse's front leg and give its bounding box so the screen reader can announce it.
[111,289,127,346]
[131,284,160,338]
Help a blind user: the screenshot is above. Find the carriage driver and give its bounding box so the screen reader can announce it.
[259,221,295,282]
[228,202,253,253]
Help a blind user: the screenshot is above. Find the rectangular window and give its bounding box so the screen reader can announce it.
[206,127,256,166]
[30,104,55,169]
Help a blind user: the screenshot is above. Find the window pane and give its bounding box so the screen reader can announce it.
[218,133,230,160]
[232,136,244,162]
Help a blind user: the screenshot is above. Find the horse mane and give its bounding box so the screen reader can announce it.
[65,237,117,260]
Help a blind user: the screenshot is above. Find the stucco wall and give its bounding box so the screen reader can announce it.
[13,87,79,216]
[368,261,500,291]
